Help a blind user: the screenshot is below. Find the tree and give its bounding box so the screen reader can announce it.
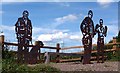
[117,30,120,42]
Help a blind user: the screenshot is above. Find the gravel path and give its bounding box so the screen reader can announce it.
[49,61,119,71]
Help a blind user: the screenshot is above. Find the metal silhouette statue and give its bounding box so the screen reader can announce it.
[80,10,94,64]
[95,19,107,63]
[29,41,44,64]
[15,10,32,63]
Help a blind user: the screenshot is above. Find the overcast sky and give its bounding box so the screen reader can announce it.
[0,1,119,53]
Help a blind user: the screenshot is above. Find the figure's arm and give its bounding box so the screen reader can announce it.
[92,21,94,38]
[80,21,84,34]
[29,20,32,43]
[94,24,99,35]
[15,19,18,33]
[104,26,107,37]
[80,19,86,36]
[15,18,19,39]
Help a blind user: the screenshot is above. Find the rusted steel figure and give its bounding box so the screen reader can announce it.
[95,19,107,63]
[29,41,44,64]
[80,10,94,64]
[15,10,32,63]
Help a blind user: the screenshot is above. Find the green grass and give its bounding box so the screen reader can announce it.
[0,59,2,72]
[2,59,61,73]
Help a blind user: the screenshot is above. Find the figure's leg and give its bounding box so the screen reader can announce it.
[83,38,88,64]
[18,45,22,63]
[24,40,29,64]
[101,39,104,63]
[83,45,88,64]
[88,38,92,64]
[17,37,23,63]
[83,37,91,64]
[97,41,100,63]
[38,49,41,61]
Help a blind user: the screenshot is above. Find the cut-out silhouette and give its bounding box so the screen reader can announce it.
[95,19,107,63]
[15,10,32,63]
[80,10,94,64]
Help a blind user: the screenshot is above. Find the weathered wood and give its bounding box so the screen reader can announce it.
[56,43,60,62]
[60,56,107,62]
[91,56,107,60]
[61,43,120,50]
[74,48,118,54]
[60,58,81,62]
[61,46,84,50]
[4,42,59,49]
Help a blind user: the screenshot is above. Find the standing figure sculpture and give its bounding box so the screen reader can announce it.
[95,19,107,63]
[80,10,94,64]
[15,10,32,63]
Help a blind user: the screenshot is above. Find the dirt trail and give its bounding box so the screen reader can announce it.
[49,61,119,71]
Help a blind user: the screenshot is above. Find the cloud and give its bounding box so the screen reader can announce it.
[97,0,114,2]
[0,11,3,15]
[37,34,53,42]
[0,24,70,42]
[0,25,15,31]
[58,2,70,7]
[107,24,118,35]
[2,0,119,2]
[37,30,83,44]
[37,31,69,42]
[33,26,69,34]
[55,14,78,24]
[1,0,23,2]
[97,0,114,8]
[45,14,79,29]
[104,24,118,43]
[69,35,81,41]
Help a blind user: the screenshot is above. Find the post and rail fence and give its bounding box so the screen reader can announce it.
[0,35,120,63]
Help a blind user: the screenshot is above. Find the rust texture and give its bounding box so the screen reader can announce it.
[15,10,32,63]
[80,10,94,64]
[95,19,107,63]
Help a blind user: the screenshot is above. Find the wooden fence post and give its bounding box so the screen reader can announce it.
[56,43,60,63]
[0,35,4,49]
[112,37,117,55]
[0,35,4,60]
[113,37,117,50]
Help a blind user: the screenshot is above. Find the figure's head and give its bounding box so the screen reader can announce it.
[99,19,103,25]
[88,10,93,18]
[22,10,29,18]
[35,41,44,47]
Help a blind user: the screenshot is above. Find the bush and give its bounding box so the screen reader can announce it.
[106,50,120,61]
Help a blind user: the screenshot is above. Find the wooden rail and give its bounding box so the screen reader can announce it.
[60,56,107,62]
[61,43,120,50]
[74,48,118,55]
[2,36,120,63]
[60,58,81,62]
[4,42,59,49]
